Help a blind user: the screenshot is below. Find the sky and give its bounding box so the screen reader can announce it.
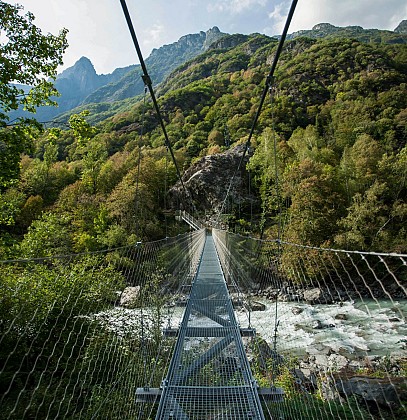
[6,0,407,75]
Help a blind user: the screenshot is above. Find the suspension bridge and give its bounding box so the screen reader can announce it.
[154,231,277,419]
[1,0,406,418]
[1,219,406,419]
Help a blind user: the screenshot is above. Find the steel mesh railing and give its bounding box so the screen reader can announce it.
[1,226,405,419]
[213,228,406,420]
[0,229,205,419]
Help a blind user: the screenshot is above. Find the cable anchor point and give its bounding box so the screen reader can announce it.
[266,75,275,89]
[142,74,152,87]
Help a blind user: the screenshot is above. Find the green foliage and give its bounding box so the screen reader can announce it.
[0,25,406,257]
[246,38,406,252]
[0,2,68,187]
[0,124,38,189]
[69,110,98,146]
[0,2,68,117]
[0,187,25,227]
[265,395,369,420]
[0,256,126,418]
[19,212,72,257]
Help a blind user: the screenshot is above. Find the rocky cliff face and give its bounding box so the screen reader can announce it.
[52,57,132,112]
[203,26,225,49]
[395,20,407,33]
[84,27,226,105]
[209,33,249,50]
[169,145,259,223]
[57,56,101,95]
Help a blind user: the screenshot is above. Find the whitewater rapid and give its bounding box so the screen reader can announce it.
[96,298,406,363]
[235,299,407,360]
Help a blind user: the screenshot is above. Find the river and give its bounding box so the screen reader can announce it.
[236,298,407,361]
[96,298,406,365]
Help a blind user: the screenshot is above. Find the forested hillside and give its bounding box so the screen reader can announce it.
[1,27,406,259]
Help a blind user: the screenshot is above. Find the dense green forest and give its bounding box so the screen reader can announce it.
[1,18,406,260]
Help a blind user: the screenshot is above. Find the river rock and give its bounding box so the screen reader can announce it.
[314,354,330,367]
[263,286,279,299]
[119,286,141,307]
[397,338,407,349]
[230,293,244,307]
[328,354,348,370]
[312,320,335,330]
[320,376,346,402]
[302,287,337,304]
[249,301,266,311]
[335,313,348,320]
[389,317,401,322]
[279,293,300,302]
[292,306,304,315]
[303,288,322,302]
[336,376,403,409]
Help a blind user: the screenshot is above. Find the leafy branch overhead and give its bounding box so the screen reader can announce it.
[0,1,68,117]
[0,1,68,188]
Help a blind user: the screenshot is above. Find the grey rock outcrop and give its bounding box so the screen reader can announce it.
[336,377,401,407]
[394,20,407,34]
[169,145,259,222]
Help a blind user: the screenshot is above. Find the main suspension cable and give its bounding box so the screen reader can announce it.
[216,0,298,225]
[119,0,192,211]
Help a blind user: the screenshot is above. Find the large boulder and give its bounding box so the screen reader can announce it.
[248,301,266,311]
[336,376,405,409]
[303,288,322,302]
[119,286,141,307]
[302,287,335,304]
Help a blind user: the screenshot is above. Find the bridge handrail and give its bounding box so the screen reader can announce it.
[176,210,205,231]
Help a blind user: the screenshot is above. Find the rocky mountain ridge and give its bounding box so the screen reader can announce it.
[288,21,407,43]
[8,27,227,122]
[8,21,406,124]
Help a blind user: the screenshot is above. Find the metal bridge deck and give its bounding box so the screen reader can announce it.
[156,233,265,419]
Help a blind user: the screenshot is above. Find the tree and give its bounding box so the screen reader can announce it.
[0,1,68,187]
[19,212,73,257]
[68,110,98,147]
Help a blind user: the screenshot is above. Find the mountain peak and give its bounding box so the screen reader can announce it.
[77,56,94,67]
[203,26,227,50]
[206,26,221,35]
[394,20,407,33]
[55,56,101,102]
[59,56,96,80]
[312,23,338,31]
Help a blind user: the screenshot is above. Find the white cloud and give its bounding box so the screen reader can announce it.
[208,0,267,14]
[142,23,166,50]
[268,2,287,33]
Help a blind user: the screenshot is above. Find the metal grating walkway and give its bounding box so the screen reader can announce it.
[156,233,265,419]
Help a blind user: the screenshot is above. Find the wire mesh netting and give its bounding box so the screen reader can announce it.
[157,233,265,419]
[213,229,406,420]
[0,229,205,419]
[1,226,406,419]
